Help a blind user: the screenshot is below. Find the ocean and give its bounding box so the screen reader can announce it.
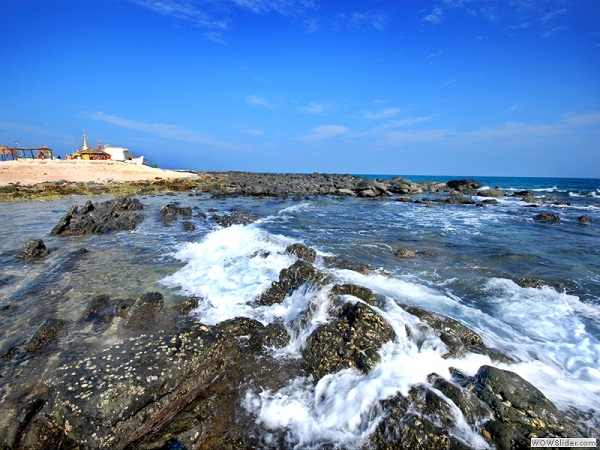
[1,175,599,447]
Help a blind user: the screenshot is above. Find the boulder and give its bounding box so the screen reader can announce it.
[285,243,317,263]
[302,301,396,380]
[211,211,258,227]
[461,365,579,449]
[578,215,590,224]
[477,188,506,197]
[249,323,290,350]
[256,260,317,306]
[534,213,560,222]
[447,179,482,193]
[51,196,144,235]
[330,283,385,308]
[17,239,50,262]
[160,203,192,226]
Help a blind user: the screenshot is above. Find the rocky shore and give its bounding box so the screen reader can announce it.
[0,184,591,449]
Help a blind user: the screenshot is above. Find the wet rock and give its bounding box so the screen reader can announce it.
[249,323,290,350]
[124,292,174,332]
[25,318,67,353]
[461,365,579,449]
[211,211,259,227]
[394,247,417,258]
[17,239,50,262]
[481,199,498,205]
[355,179,391,198]
[387,177,422,195]
[303,301,396,380]
[256,260,317,306]
[322,256,374,275]
[160,203,192,226]
[23,324,240,450]
[477,188,506,197]
[370,385,456,450]
[447,179,482,193]
[216,317,265,337]
[285,243,317,263]
[182,220,195,231]
[178,297,199,315]
[578,215,590,224]
[404,306,485,358]
[330,283,385,308]
[51,196,144,235]
[534,212,560,222]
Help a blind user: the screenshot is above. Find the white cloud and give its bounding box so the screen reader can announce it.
[300,101,331,114]
[297,125,350,142]
[90,112,238,147]
[132,0,229,29]
[364,108,401,120]
[240,127,265,136]
[381,116,433,128]
[246,95,274,108]
[424,7,444,25]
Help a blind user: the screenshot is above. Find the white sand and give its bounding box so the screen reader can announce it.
[0,160,199,186]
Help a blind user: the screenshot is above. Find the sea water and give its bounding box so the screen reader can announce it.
[0,176,599,447]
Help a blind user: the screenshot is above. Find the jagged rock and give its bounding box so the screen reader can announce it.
[211,211,258,227]
[25,318,67,353]
[534,213,560,222]
[461,365,579,449]
[19,324,240,450]
[370,385,455,450]
[179,297,199,315]
[256,260,317,306]
[216,317,265,337]
[51,196,144,235]
[303,301,396,380]
[17,239,50,261]
[182,220,195,231]
[160,203,192,226]
[285,243,317,263]
[330,284,385,308]
[124,292,174,332]
[387,177,422,195]
[322,257,374,275]
[404,306,486,358]
[447,179,482,193]
[249,323,290,350]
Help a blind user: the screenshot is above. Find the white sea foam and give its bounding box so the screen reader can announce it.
[162,223,600,445]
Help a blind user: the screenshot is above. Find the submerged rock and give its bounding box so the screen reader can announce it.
[160,202,192,226]
[211,211,258,227]
[534,212,560,222]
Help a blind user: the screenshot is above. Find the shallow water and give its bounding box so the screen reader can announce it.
[1,176,599,447]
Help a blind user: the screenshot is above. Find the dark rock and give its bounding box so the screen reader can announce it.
[534,213,560,222]
[211,211,259,227]
[404,306,485,358]
[256,260,317,306]
[23,324,240,449]
[330,284,385,308]
[477,188,506,197]
[482,199,498,205]
[124,292,174,332]
[447,179,482,193]
[51,196,144,235]
[182,220,195,231]
[461,365,579,449]
[303,301,396,380]
[285,243,317,263]
[387,177,422,195]
[443,191,476,205]
[322,257,374,275]
[17,239,50,261]
[216,317,265,337]
[578,215,590,224]
[160,203,192,226]
[370,385,455,450]
[396,196,412,202]
[249,323,290,350]
[26,318,67,353]
[179,297,199,315]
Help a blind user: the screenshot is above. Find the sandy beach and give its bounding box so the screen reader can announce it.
[0,159,199,186]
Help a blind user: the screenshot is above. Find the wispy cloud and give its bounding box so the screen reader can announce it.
[240,127,265,136]
[90,111,238,147]
[246,95,274,108]
[380,116,433,128]
[364,108,401,120]
[131,0,229,29]
[300,101,331,114]
[424,7,444,25]
[297,125,350,142]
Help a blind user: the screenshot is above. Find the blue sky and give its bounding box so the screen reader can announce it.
[1,0,599,177]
